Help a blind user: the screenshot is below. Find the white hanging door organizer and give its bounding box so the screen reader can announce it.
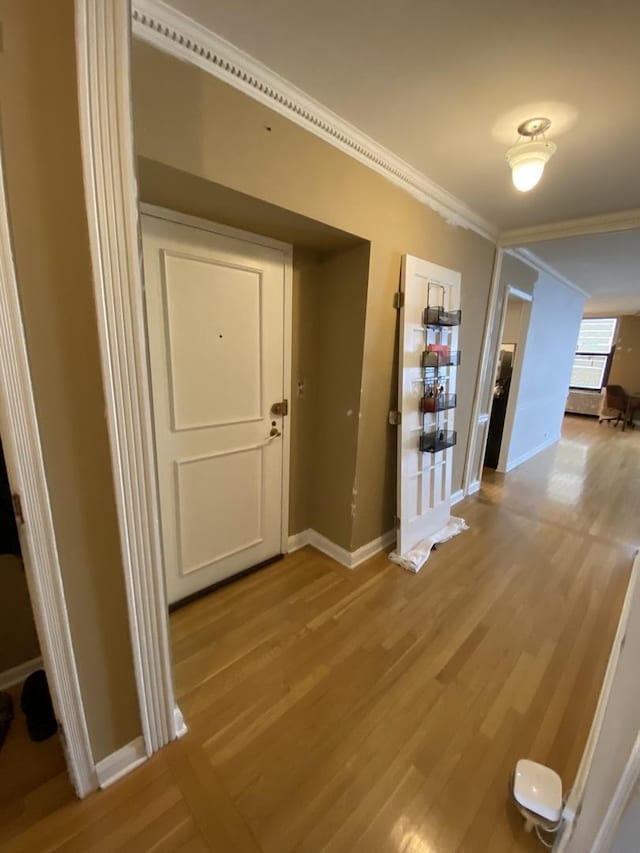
[393,255,465,569]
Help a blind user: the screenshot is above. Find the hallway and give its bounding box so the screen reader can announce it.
[1,416,635,852]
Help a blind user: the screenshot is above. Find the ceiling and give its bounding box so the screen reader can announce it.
[520,229,640,315]
[167,0,640,231]
[162,0,640,312]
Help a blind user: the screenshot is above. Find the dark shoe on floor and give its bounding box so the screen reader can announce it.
[0,690,14,750]
[20,670,57,742]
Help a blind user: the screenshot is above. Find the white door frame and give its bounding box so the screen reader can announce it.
[463,247,536,491]
[140,202,293,561]
[462,247,503,494]
[0,137,96,796]
[495,287,533,473]
[75,1,292,760]
[76,0,177,754]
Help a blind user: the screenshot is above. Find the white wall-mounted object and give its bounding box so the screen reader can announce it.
[565,389,602,417]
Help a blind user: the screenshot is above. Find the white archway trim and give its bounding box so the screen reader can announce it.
[75,0,178,756]
[0,138,96,797]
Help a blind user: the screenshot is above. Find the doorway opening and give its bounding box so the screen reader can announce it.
[484,290,532,471]
[0,436,74,829]
[137,162,370,609]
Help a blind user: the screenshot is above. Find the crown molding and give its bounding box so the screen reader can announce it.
[506,247,591,299]
[131,0,499,242]
[500,209,640,247]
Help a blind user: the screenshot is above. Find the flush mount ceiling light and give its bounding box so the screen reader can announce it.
[505,117,557,192]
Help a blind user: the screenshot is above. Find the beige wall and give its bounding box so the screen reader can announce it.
[311,244,370,546]
[132,41,496,549]
[610,315,640,391]
[0,1,140,760]
[0,555,40,673]
[290,245,370,546]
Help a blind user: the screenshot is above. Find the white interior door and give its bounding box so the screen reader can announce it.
[142,212,290,605]
[396,255,461,555]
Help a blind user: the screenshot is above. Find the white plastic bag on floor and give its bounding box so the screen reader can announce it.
[389,516,469,573]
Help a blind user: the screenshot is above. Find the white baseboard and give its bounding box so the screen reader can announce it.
[287,529,311,552]
[174,705,188,739]
[450,489,465,505]
[307,530,354,567]
[467,480,481,496]
[502,434,560,474]
[95,736,146,789]
[287,528,395,569]
[591,732,640,853]
[0,656,43,690]
[349,530,396,567]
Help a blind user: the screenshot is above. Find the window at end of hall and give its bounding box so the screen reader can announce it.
[570,317,617,390]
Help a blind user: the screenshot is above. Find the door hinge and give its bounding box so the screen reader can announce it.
[393,291,404,309]
[394,515,401,530]
[388,410,402,426]
[271,399,289,417]
[12,493,25,525]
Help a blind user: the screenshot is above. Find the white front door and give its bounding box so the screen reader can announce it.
[396,255,461,555]
[141,212,290,605]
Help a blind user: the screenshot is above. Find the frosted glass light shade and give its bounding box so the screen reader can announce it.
[505,140,557,192]
[512,159,545,192]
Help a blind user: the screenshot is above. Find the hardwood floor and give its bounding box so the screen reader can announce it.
[1,415,636,852]
[0,682,73,842]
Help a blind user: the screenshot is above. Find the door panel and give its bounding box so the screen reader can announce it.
[162,252,264,429]
[396,255,461,555]
[142,214,288,604]
[175,447,264,575]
